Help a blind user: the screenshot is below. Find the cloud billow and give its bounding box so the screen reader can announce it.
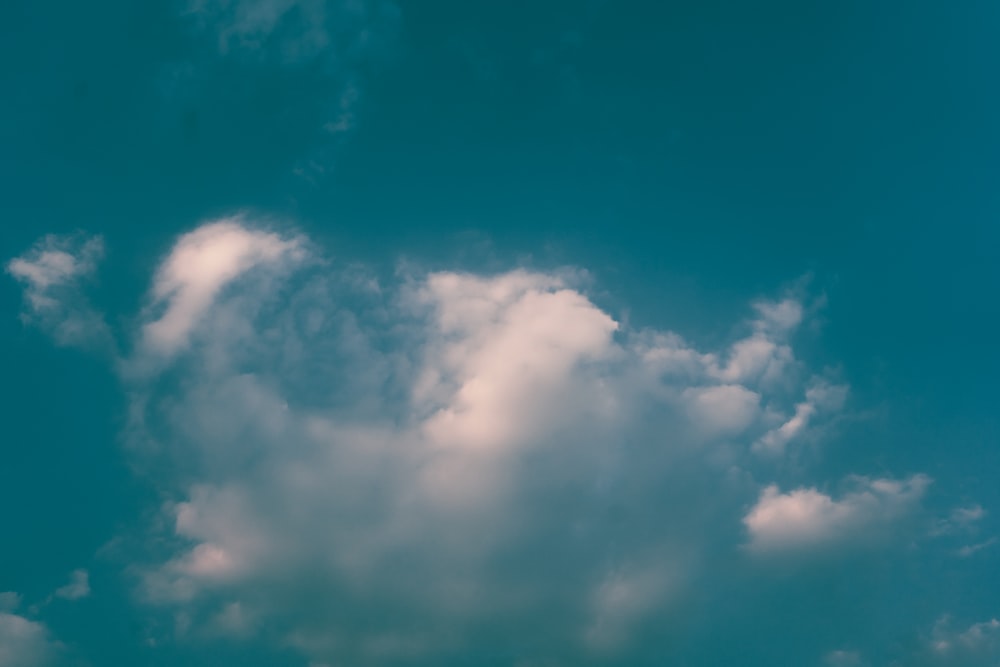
[8,217,945,665]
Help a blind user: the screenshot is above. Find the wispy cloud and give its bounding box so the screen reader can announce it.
[5,234,113,351]
[54,570,90,601]
[0,605,61,667]
[956,537,997,558]
[744,475,931,553]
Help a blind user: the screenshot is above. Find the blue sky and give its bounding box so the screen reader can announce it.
[1,1,998,665]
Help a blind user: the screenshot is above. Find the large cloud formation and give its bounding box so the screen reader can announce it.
[8,218,958,665]
[0,595,61,667]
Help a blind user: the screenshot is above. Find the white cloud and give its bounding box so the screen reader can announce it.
[753,379,848,455]
[754,297,804,333]
[416,271,618,447]
[182,0,395,64]
[957,537,998,558]
[6,234,111,349]
[0,612,60,667]
[931,504,987,537]
[10,218,930,665]
[707,297,802,386]
[177,0,401,180]
[744,474,931,553]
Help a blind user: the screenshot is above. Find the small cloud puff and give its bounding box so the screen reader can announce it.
[7,217,932,665]
[956,537,997,558]
[139,218,305,362]
[753,379,848,455]
[177,0,401,180]
[6,234,111,349]
[6,235,102,293]
[54,569,90,601]
[744,474,931,553]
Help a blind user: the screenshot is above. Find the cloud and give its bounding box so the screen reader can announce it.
[707,297,801,386]
[0,612,60,667]
[744,474,931,553]
[753,379,848,455]
[54,569,90,601]
[137,218,305,363]
[926,616,1000,665]
[6,234,112,350]
[930,504,987,537]
[415,270,618,451]
[8,217,937,665]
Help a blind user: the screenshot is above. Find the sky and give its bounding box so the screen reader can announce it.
[1,1,999,665]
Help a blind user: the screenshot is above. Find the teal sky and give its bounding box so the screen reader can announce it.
[1,1,998,665]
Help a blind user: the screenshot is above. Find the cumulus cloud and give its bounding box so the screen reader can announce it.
[6,234,112,350]
[753,379,848,455]
[744,474,931,553]
[54,569,90,601]
[175,0,401,181]
[6,235,102,294]
[7,217,936,665]
[0,593,20,613]
[415,271,619,447]
[0,612,60,667]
